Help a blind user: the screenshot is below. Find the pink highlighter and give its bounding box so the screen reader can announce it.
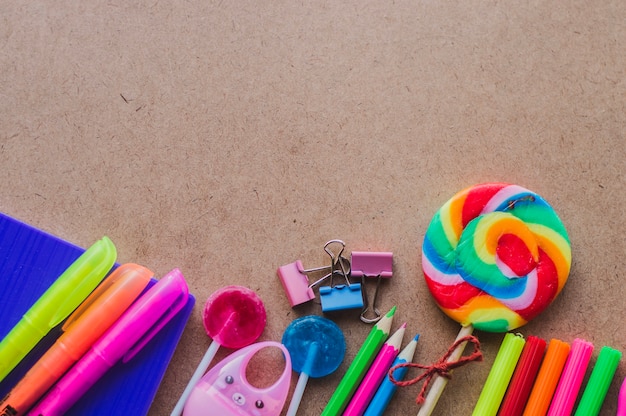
[547,338,594,416]
[183,341,292,416]
[618,377,626,416]
[29,269,190,416]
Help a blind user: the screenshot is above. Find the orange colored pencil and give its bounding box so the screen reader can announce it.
[522,339,570,416]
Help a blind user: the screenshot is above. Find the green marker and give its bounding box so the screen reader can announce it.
[321,306,396,416]
[0,237,116,382]
[473,332,525,416]
[574,346,622,416]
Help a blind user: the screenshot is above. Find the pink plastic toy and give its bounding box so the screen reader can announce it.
[183,341,292,416]
[171,286,267,415]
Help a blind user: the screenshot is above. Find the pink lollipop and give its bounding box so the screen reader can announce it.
[171,285,266,415]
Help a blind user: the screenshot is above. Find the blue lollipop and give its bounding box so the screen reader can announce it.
[282,315,346,416]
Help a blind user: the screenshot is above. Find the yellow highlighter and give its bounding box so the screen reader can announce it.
[0,236,116,382]
[0,263,152,415]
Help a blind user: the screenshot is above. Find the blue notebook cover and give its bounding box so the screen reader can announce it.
[0,212,195,415]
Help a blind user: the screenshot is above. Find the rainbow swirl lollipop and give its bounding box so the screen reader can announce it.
[422,183,571,332]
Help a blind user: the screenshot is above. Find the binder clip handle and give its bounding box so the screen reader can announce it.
[307,240,352,289]
[323,240,351,287]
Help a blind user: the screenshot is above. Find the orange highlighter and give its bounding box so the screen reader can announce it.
[0,263,153,416]
[522,338,571,416]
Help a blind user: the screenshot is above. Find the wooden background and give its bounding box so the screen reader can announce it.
[1,1,624,414]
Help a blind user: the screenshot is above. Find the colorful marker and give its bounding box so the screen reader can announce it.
[321,306,396,416]
[29,269,189,416]
[574,346,621,416]
[472,332,525,416]
[522,339,570,416]
[547,338,594,416]
[617,377,626,416]
[498,335,546,416]
[0,264,152,415]
[0,237,116,382]
[344,323,406,416]
[363,334,419,416]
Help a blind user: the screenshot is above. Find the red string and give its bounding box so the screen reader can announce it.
[388,335,483,404]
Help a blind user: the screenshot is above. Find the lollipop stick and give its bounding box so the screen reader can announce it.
[286,342,319,416]
[287,371,310,416]
[417,325,474,416]
[171,340,221,416]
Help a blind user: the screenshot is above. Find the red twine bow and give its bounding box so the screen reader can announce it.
[388,335,483,405]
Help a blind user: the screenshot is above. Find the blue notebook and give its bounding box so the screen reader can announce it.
[0,212,195,415]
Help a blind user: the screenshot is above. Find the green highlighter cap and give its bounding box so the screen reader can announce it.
[472,332,526,416]
[0,236,116,382]
[574,346,622,416]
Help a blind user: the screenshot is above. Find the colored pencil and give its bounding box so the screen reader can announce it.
[321,306,396,416]
[344,323,406,416]
[363,334,420,416]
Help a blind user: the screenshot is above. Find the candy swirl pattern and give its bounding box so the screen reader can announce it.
[422,183,571,332]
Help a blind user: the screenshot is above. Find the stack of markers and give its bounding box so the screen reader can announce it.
[472,332,622,416]
[0,237,192,416]
[319,306,420,416]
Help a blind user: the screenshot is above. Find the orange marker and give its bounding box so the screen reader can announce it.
[522,339,571,416]
[0,264,153,415]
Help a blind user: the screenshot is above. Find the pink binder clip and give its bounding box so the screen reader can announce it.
[277,260,316,307]
[350,251,393,323]
[277,240,350,308]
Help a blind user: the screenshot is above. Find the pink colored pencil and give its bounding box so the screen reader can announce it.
[343,323,407,416]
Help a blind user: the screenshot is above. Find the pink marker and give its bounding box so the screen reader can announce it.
[547,338,594,416]
[618,377,626,416]
[343,323,406,416]
[28,269,190,416]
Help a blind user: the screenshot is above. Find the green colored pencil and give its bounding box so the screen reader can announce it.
[321,306,396,416]
[574,346,622,416]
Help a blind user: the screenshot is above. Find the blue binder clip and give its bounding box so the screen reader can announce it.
[318,240,364,313]
[319,283,364,313]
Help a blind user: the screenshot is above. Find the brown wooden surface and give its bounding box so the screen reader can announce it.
[1,1,624,415]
